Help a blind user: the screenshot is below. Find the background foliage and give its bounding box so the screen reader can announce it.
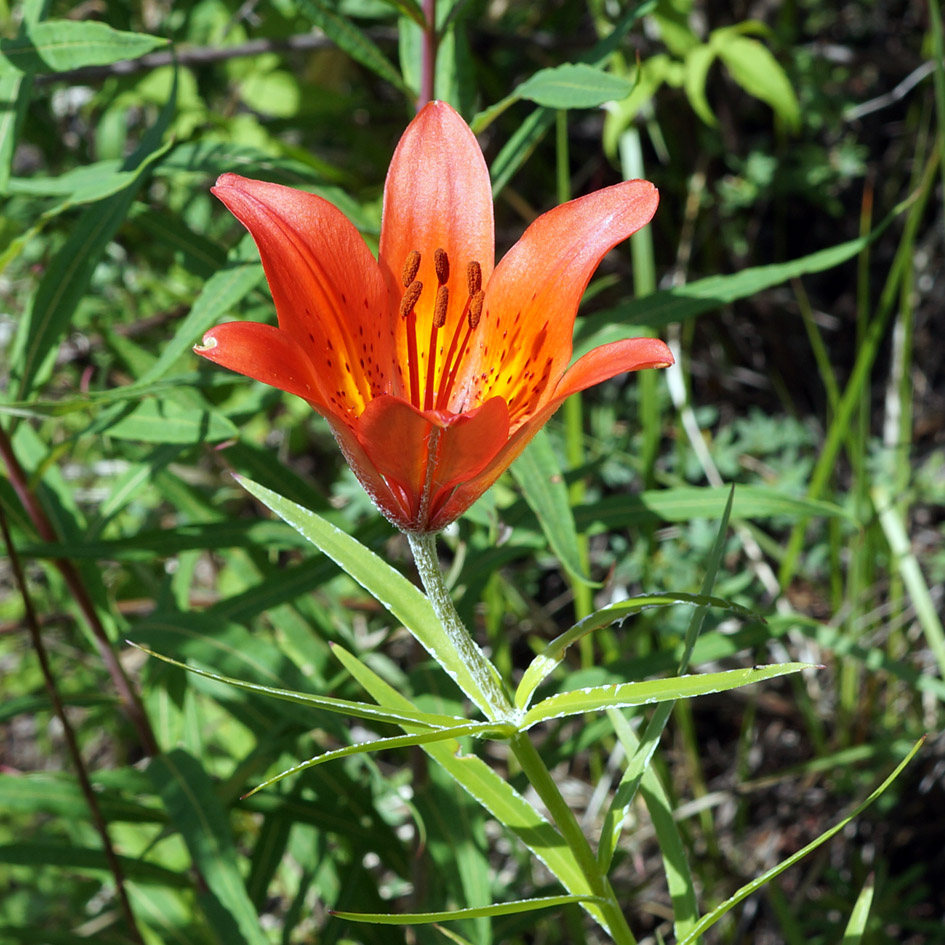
[1,1,942,943]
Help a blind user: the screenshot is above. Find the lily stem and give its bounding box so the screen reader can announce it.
[406,530,637,944]
[407,531,511,720]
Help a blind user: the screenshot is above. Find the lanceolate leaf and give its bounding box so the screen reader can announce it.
[521,663,813,728]
[148,750,268,945]
[515,592,759,710]
[511,429,592,585]
[237,476,495,716]
[332,894,607,925]
[244,720,517,798]
[131,642,468,730]
[516,63,633,109]
[0,20,166,76]
[676,738,925,944]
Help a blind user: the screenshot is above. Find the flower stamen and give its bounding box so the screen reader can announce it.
[435,261,483,409]
[401,275,423,406]
[402,250,421,287]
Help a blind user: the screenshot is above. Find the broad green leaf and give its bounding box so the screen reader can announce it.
[9,76,175,398]
[511,429,591,585]
[522,663,813,728]
[330,646,610,934]
[237,476,495,716]
[332,894,607,925]
[0,20,167,77]
[515,592,758,710]
[296,0,408,92]
[682,44,718,125]
[0,842,187,886]
[245,720,516,798]
[148,749,267,945]
[101,397,238,444]
[677,739,924,944]
[574,484,851,532]
[138,258,264,385]
[574,200,903,345]
[516,63,633,109]
[131,642,468,729]
[712,30,800,132]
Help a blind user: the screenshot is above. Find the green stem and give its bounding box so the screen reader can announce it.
[406,531,637,943]
[510,733,638,945]
[407,531,511,720]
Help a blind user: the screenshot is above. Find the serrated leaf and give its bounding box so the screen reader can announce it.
[237,476,496,716]
[511,429,591,585]
[516,63,633,109]
[515,592,759,710]
[0,20,167,77]
[332,894,607,924]
[522,663,813,729]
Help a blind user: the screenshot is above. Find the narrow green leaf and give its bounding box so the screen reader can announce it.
[295,0,408,91]
[0,20,167,77]
[131,642,466,729]
[330,645,608,931]
[522,663,813,728]
[9,80,175,398]
[0,842,187,886]
[574,485,851,532]
[511,429,592,585]
[101,396,238,443]
[516,63,633,109]
[332,894,607,925]
[677,739,925,944]
[841,874,876,944]
[237,476,494,715]
[245,720,516,798]
[574,199,905,346]
[515,592,758,710]
[148,749,267,945]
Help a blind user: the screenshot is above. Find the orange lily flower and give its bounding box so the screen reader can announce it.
[195,102,673,533]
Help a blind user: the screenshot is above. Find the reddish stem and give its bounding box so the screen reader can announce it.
[0,502,145,944]
[0,425,158,757]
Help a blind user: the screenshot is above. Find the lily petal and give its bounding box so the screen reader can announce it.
[356,395,510,530]
[195,322,325,406]
[456,180,659,422]
[213,174,394,412]
[552,337,675,403]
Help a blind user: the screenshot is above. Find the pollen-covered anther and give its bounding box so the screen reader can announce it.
[433,285,449,328]
[468,290,484,329]
[466,260,482,296]
[434,248,450,285]
[402,250,421,288]
[400,280,422,318]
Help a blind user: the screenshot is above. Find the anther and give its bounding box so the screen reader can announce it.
[434,285,449,328]
[466,261,481,296]
[434,248,450,286]
[402,251,421,288]
[468,290,484,329]
[400,280,422,318]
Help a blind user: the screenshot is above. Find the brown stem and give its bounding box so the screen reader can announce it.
[0,425,158,757]
[0,502,145,945]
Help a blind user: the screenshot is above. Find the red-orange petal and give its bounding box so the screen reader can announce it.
[553,337,674,403]
[355,395,510,531]
[455,180,659,416]
[194,322,326,406]
[212,173,393,410]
